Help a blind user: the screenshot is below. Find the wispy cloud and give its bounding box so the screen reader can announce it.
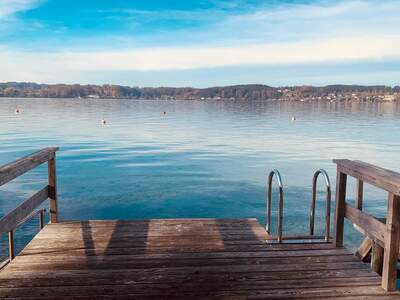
[208,0,400,44]
[88,1,400,47]
[1,36,399,79]
[0,0,41,19]
[0,0,44,36]
[1,0,400,85]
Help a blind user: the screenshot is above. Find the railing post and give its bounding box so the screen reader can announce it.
[48,153,58,223]
[355,179,363,210]
[8,230,14,261]
[381,193,400,291]
[333,170,347,247]
[39,209,44,229]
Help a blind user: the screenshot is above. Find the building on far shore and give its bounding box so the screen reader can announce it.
[87,94,100,99]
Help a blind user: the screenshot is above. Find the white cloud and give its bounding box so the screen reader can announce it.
[208,0,400,44]
[0,0,41,19]
[66,1,400,48]
[0,36,399,81]
[1,0,400,84]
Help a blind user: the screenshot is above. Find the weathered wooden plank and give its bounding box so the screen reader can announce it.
[5,259,364,275]
[37,225,267,235]
[345,203,386,244]
[4,260,371,272]
[382,193,400,291]
[30,229,268,239]
[20,242,340,255]
[3,296,396,300]
[9,252,359,267]
[0,277,383,297]
[0,282,391,298]
[334,159,400,195]
[44,218,261,228]
[2,295,396,300]
[0,277,381,293]
[355,237,372,261]
[0,186,49,236]
[19,248,352,259]
[21,241,343,253]
[0,147,58,187]
[0,269,380,292]
[31,236,267,246]
[31,237,268,247]
[32,233,263,241]
[0,267,380,282]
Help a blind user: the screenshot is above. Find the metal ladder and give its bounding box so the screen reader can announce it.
[266,169,331,243]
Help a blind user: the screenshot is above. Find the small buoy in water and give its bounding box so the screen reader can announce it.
[15,107,20,114]
[101,119,106,125]
[291,116,296,121]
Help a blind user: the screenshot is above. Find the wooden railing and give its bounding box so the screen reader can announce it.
[333,159,400,291]
[0,147,59,262]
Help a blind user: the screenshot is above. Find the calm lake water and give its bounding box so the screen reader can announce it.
[1,98,400,254]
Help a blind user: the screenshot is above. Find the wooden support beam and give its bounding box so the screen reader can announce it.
[48,155,58,223]
[371,241,384,275]
[382,193,400,291]
[355,237,372,262]
[333,171,347,247]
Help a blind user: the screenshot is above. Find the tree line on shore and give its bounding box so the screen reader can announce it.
[1,82,399,101]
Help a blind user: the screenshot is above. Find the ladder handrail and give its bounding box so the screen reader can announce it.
[266,169,284,243]
[310,169,331,241]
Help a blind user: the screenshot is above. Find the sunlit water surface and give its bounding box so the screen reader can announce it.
[1,98,400,254]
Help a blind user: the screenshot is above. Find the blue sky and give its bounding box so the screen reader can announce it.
[0,0,399,87]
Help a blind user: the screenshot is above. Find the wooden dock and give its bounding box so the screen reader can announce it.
[1,148,400,298]
[0,218,398,299]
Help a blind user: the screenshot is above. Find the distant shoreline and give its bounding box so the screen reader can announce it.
[1,82,399,102]
[1,97,399,103]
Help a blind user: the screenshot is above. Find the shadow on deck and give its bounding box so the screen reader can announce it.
[0,218,397,299]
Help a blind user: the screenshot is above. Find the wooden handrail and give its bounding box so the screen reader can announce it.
[334,159,400,195]
[333,159,400,291]
[344,203,385,244]
[0,186,49,236]
[0,147,59,262]
[0,147,58,187]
